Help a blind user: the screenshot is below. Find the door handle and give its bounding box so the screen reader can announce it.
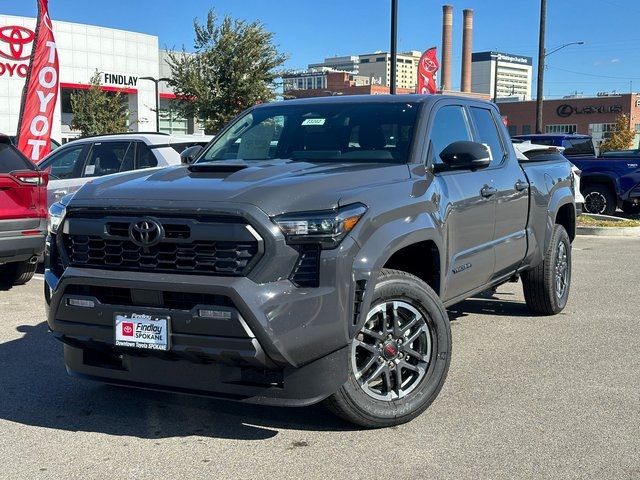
[480,185,497,198]
[514,180,528,191]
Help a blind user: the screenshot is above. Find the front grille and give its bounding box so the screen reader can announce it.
[59,214,262,276]
[290,244,321,287]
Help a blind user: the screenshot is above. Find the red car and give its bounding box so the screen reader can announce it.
[0,134,48,286]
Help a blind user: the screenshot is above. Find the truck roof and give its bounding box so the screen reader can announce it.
[273,94,489,107]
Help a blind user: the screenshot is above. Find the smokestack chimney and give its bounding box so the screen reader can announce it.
[461,9,473,92]
[441,4,453,91]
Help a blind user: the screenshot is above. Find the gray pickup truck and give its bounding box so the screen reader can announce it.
[45,95,576,427]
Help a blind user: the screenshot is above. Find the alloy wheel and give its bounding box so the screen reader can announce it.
[584,192,606,214]
[555,241,569,299]
[351,300,433,401]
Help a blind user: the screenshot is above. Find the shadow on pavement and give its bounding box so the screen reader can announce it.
[448,295,532,321]
[0,322,354,440]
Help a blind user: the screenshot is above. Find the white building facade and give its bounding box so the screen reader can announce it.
[0,14,195,143]
[471,51,533,101]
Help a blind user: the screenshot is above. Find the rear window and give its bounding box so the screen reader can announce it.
[562,138,594,156]
[0,142,34,173]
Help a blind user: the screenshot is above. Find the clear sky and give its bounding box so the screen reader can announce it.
[2,0,640,98]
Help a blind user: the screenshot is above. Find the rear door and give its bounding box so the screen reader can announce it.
[428,103,497,302]
[0,140,46,233]
[469,106,529,279]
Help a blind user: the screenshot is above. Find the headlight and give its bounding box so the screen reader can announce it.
[273,203,367,249]
[48,202,66,234]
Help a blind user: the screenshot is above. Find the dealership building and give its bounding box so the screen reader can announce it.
[498,93,640,149]
[0,14,199,143]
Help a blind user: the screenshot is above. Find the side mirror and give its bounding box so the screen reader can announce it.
[438,141,491,171]
[180,145,204,165]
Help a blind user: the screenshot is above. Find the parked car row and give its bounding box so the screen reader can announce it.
[38,132,212,206]
[513,133,640,215]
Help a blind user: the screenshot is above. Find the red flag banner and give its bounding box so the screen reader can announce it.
[417,47,439,95]
[16,0,59,163]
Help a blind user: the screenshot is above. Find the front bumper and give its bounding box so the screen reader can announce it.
[46,227,361,406]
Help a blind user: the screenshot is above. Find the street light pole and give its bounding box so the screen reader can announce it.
[535,0,547,133]
[139,76,171,132]
[390,0,398,95]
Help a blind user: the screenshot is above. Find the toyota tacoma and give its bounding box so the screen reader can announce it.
[45,95,575,427]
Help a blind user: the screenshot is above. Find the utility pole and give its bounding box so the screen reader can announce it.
[390,0,398,94]
[139,76,171,132]
[535,0,547,133]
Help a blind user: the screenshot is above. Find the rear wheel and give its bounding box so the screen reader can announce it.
[325,269,451,428]
[0,260,37,286]
[583,185,616,215]
[522,225,571,315]
[621,201,640,216]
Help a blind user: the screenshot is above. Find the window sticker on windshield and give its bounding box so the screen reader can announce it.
[302,118,326,126]
[84,165,95,176]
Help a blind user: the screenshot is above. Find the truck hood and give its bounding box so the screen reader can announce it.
[71,160,411,216]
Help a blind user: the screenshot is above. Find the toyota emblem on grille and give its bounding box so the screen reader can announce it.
[129,218,164,247]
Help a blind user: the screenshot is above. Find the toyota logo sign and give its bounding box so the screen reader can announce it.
[0,25,34,61]
[129,218,164,247]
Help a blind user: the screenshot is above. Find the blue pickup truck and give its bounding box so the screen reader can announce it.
[513,134,640,215]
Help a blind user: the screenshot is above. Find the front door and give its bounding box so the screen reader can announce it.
[428,104,497,302]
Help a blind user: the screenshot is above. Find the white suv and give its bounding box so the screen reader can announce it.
[39,133,212,206]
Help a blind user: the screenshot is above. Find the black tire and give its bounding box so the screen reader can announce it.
[621,201,640,216]
[0,260,37,286]
[583,184,616,215]
[522,225,571,315]
[325,268,451,428]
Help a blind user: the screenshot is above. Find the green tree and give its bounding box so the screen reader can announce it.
[599,114,636,153]
[70,71,129,136]
[167,9,288,134]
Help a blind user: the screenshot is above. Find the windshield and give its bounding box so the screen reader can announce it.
[198,102,420,164]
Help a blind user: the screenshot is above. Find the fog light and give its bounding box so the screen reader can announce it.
[198,309,232,320]
[67,298,95,308]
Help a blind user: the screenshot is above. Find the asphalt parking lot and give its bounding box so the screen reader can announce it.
[0,235,638,480]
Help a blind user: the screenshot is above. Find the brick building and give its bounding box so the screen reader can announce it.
[498,94,640,148]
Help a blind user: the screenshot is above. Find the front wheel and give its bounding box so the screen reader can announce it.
[325,269,451,428]
[522,224,571,315]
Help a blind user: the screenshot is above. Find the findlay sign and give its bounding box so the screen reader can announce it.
[556,103,623,118]
[0,25,35,78]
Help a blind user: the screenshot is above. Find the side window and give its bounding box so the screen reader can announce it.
[83,142,132,178]
[470,107,507,167]
[47,145,85,179]
[135,143,158,169]
[429,105,472,165]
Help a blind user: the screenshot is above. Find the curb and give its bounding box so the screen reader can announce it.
[576,213,640,237]
[577,226,640,237]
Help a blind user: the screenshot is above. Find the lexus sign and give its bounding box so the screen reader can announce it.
[556,103,622,118]
[0,25,34,78]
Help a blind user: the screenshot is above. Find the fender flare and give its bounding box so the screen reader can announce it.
[545,187,575,252]
[349,213,443,335]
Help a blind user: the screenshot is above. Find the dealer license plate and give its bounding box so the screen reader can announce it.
[114,313,170,351]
